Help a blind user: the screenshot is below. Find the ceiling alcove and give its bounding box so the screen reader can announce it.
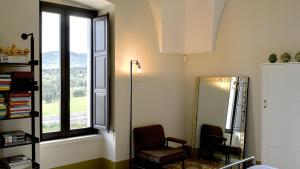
[149,0,226,54]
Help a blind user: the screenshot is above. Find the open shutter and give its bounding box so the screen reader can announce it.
[93,14,109,130]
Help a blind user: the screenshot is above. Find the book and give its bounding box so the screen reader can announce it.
[0,98,4,104]
[0,104,6,109]
[9,105,31,111]
[1,155,32,169]
[11,72,33,81]
[0,131,26,144]
[8,101,31,106]
[0,74,11,79]
[9,93,31,98]
[8,114,30,119]
[9,98,31,102]
[0,79,11,82]
[0,87,10,91]
[0,81,11,85]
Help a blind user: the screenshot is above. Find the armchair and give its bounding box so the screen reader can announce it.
[133,125,186,169]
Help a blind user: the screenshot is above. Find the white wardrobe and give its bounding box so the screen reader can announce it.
[262,63,300,169]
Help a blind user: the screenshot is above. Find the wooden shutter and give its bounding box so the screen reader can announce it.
[93,14,109,130]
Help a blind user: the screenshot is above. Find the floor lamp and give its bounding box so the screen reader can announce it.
[129,59,142,168]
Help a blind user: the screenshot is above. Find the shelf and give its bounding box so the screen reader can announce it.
[0,133,39,149]
[0,111,39,121]
[0,60,38,67]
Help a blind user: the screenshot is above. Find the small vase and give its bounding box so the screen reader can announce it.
[281,52,291,62]
[268,53,277,63]
[295,52,300,62]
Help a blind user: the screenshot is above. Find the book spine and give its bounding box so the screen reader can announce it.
[9,98,31,102]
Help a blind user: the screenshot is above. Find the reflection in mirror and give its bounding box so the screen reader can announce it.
[191,76,249,165]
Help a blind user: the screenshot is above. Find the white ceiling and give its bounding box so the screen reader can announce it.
[68,0,111,10]
[149,0,226,54]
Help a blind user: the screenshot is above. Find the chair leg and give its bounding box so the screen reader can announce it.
[182,160,185,169]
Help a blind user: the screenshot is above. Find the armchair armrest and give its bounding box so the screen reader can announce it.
[165,137,187,145]
[207,135,227,144]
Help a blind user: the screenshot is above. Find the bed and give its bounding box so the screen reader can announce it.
[219,156,278,169]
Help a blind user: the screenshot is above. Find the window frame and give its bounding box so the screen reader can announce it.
[40,2,99,141]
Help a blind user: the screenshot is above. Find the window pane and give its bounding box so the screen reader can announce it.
[69,16,91,130]
[42,12,61,133]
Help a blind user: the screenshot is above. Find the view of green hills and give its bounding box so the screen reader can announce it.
[42,51,88,68]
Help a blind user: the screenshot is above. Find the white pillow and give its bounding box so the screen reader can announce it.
[247,165,278,169]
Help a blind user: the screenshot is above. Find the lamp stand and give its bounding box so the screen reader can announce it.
[129,60,133,168]
[129,60,140,168]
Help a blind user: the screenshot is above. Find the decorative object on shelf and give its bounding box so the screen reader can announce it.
[0,44,30,63]
[295,52,300,62]
[268,53,277,63]
[281,52,291,62]
[129,59,142,168]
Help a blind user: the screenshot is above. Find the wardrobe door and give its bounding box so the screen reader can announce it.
[262,64,300,169]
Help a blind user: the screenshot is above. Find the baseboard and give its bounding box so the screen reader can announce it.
[53,158,261,169]
[53,158,129,169]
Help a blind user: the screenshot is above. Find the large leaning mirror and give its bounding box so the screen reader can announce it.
[191,76,249,165]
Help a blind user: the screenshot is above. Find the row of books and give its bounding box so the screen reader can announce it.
[8,92,31,119]
[1,155,32,169]
[0,72,34,92]
[0,92,31,119]
[0,74,11,91]
[0,94,6,119]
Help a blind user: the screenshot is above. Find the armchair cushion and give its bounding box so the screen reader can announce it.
[133,124,187,167]
[137,147,185,164]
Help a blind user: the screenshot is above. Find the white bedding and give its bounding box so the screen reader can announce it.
[247,165,278,169]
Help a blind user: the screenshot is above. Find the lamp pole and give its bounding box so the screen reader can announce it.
[129,60,141,168]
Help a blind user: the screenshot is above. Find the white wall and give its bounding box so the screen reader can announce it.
[107,0,185,161]
[40,136,102,169]
[0,0,40,162]
[185,0,300,160]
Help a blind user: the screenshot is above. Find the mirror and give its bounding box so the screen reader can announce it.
[191,76,249,164]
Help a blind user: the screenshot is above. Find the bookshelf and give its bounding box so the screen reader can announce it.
[0,34,39,169]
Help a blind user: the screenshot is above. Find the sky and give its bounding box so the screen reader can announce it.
[42,11,91,54]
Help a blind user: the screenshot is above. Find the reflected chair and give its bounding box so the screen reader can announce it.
[199,124,228,160]
[133,125,187,169]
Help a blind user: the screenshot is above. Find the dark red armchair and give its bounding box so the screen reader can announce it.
[133,125,187,169]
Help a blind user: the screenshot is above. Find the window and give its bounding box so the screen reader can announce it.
[41,2,110,140]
